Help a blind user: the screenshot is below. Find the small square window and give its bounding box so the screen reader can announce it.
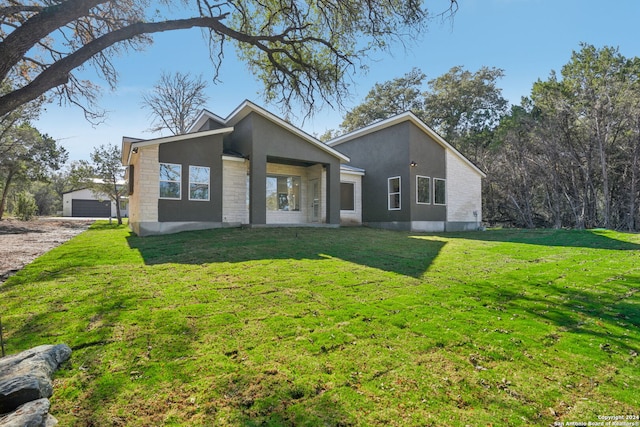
[189,166,210,201]
[159,163,181,199]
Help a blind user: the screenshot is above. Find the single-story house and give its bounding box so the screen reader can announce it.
[62,187,128,218]
[121,101,483,236]
[327,112,486,232]
[121,100,364,236]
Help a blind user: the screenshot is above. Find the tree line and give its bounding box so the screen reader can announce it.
[3,43,638,231]
[1,1,637,230]
[333,44,640,231]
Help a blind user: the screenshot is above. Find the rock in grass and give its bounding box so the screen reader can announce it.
[0,344,71,414]
[0,398,58,427]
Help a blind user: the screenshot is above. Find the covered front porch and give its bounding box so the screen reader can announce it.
[245,155,341,227]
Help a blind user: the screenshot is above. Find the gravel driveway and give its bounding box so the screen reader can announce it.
[0,218,92,283]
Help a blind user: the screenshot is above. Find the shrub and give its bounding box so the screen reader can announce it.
[15,191,38,221]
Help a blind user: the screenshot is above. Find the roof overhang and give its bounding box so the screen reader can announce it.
[186,109,226,133]
[121,127,234,166]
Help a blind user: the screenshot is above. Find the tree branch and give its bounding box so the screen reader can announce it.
[0,16,237,117]
[0,0,109,82]
[0,13,351,117]
[0,5,44,17]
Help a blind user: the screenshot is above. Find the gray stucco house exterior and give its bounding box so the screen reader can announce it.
[121,101,483,236]
[121,100,363,236]
[327,112,486,232]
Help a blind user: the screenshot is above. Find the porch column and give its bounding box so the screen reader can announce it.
[325,162,341,225]
[249,153,267,225]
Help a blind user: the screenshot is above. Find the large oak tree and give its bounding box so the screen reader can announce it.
[0,0,458,119]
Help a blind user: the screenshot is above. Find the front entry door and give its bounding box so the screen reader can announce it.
[310,179,320,222]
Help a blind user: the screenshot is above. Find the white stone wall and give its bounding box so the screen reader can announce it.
[130,145,159,227]
[311,164,325,223]
[222,158,249,224]
[339,171,363,225]
[446,150,482,223]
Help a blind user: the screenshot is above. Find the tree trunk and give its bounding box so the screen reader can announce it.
[112,180,122,225]
[509,194,534,229]
[115,196,122,225]
[629,131,640,231]
[0,172,14,220]
[596,131,611,229]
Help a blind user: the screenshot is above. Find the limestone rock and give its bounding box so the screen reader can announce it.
[0,344,71,414]
[0,398,58,427]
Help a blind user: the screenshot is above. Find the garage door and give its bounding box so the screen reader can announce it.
[71,199,111,217]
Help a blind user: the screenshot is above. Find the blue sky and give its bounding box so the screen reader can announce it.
[34,0,640,161]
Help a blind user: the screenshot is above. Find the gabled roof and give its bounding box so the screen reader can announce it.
[187,109,226,133]
[327,112,486,178]
[121,128,234,166]
[186,100,350,163]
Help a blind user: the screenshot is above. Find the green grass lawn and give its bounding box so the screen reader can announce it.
[1,224,639,426]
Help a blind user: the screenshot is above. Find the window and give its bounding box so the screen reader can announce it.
[388,176,401,210]
[189,166,210,201]
[128,165,134,195]
[341,182,355,211]
[159,163,181,199]
[434,178,446,205]
[266,176,301,211]
[416,175,430,204]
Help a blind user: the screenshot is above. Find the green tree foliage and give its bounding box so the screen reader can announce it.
[0,0,458,119]
[541,44,640,229]
[340,68,427,132]
[487,44,640,230]
[74,144,127,224]
[422,65,508,163]
[14,191,37,220]
[0,122,68,220]
[32,182,62,216]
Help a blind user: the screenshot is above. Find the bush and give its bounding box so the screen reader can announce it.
[15,191,38,221]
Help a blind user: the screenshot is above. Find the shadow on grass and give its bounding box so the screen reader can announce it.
[126,227,446,278]
[443,228,640,250]
[470,271,640,355]
[219,373,356,426]
[126,227,640,280]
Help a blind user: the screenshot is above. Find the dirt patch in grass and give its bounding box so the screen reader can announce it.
[0,218,92,283]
